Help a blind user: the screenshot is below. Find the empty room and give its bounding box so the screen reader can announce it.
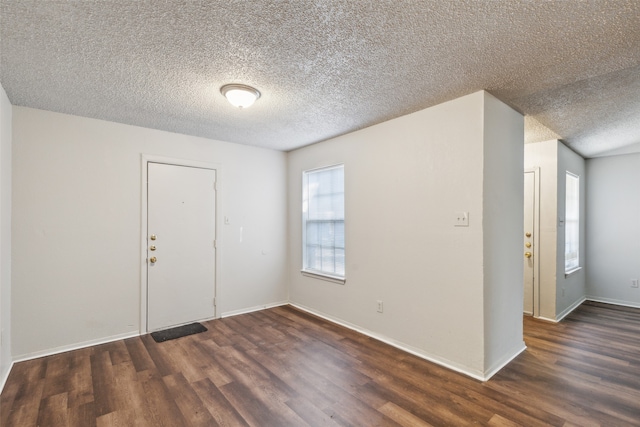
[1,1,639,426]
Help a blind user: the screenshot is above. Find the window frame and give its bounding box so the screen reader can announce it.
[564,171,580,274]
[301,164,346,284]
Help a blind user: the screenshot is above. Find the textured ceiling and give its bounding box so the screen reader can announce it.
[1,1,639,156]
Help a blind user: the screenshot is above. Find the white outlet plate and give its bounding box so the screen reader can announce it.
[454,211,469,227]
[376,300,383,313]
[632,279,639,288]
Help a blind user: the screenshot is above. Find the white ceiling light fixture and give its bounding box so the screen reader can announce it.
[220,84,261,109]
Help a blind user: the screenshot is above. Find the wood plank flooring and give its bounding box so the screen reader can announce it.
[2,301,639,426]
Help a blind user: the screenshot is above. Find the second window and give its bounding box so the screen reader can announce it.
[302,164,345,279]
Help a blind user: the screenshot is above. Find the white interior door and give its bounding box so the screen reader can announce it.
[523,171,535,315]
[147,162,216,331]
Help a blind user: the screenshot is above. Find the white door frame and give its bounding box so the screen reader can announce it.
[525,168,541,317]
[140,154,223,334]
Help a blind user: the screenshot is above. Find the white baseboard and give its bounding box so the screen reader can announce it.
[586,296,640,309]
[290,303,516,382]
[557,296,587,321]
[12,330,140,364]
[3,297,546,392]
[0,360,15,395]
[536,316,559,323]
[529,297,639,324]
[533,296,587,324]
[483,342,527,381]
[5,301,288,391]
[4,330,141,394]
[221,301,288,318]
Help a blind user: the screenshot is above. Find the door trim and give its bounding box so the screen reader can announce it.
[525,168,541,317]
[140,154,223,334]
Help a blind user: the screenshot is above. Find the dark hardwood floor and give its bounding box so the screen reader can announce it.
[2,301,639,426]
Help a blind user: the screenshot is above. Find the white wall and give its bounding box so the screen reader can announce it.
[556,143,586,318]
[482,94,525,375]
[524,140,586,320]
[12,107,288,358]
[591,141,640,158]
[0,84,12,388]
[287,91,524,380]
[586,153,640,307]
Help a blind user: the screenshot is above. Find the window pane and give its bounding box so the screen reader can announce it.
[318,170,332,194]
[306,222,318,245]
[335,248,345,275]
[321,246,335,272]
[316,194,334,219]
[320,221,333,246]
[332,170,344,194]
[335,221,344,249]
[565,172,579,271]
[306,244,320,271]
[303,165,345,278]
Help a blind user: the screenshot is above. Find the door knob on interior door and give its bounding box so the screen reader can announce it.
[149,257,157,263]
[524,252,532,258]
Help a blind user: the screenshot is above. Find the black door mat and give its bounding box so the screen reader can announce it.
[151,322,207,343]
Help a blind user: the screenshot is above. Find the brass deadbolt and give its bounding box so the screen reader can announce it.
[149,257,157,263]
[150,245,156,251]
[150,234,157,241]
[524,252,532,259]
[525,242,531,248]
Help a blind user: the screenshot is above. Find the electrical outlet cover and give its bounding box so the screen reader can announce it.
[454,211,469,227]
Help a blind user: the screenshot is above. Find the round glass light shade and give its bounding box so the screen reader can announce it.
[220,84,261,108]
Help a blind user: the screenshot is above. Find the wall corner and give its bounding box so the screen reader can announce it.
[481,92,525,375]
[0,83,13,391]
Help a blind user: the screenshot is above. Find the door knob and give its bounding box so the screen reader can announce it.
[150,234,157,241]
[524,252,532,258]
[525,242,531,248]
[149,257,157,263]
[150,245,156,251]
[525,232,531,237]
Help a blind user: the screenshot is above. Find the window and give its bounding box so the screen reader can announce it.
[302,164,345,281]
[565,172,580,272]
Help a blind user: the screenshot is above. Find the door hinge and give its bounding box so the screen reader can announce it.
[213,297,217,307]
[213,239,217,248]
[213,181,217,191]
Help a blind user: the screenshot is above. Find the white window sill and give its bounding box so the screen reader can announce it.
[565,267,582,278]
[301,270,346,285]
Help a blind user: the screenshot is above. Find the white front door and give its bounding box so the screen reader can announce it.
[147,162,216,331]
[523,171,535,315]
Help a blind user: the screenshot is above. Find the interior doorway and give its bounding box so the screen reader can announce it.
[524,169,540,317]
